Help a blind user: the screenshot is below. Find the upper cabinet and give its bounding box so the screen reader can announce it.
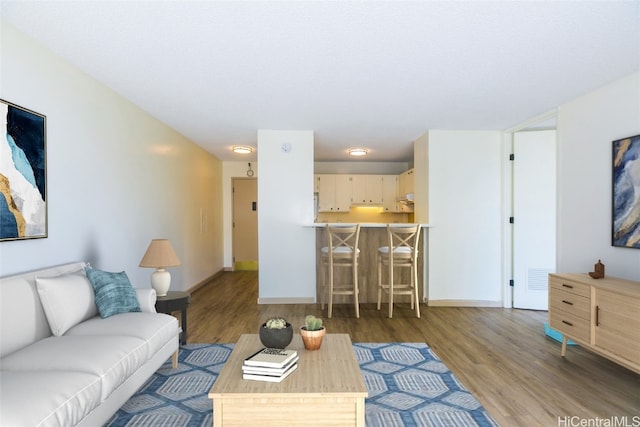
[316,174,351,212]
[382,175,399,212]
[398,168,414,196]
[351,175,383,205]
[316,171,415,214]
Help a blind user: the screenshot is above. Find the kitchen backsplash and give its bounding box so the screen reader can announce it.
[316,206,411,223]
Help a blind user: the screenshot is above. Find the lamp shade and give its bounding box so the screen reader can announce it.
[139,239,181,268]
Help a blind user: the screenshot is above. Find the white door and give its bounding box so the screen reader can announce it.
[513,130,556,310]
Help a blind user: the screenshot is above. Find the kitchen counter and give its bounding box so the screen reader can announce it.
[314,223,429,307]
[309,222,430,227]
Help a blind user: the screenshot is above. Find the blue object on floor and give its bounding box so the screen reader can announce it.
[544,322,576,345]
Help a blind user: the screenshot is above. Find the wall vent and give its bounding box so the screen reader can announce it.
[527,268,553,292]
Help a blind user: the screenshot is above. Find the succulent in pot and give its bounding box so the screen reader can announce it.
[259,316,293,349]
[299,315,326,350]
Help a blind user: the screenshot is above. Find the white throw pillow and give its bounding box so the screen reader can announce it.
[36,272,98,336]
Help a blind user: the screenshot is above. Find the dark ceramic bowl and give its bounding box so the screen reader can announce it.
[259,322,293,349]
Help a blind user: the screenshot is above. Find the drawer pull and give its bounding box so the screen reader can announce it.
[562,284,574,289]
[562,300,573,306]
[562,320,573,327]
[596,305,600,327]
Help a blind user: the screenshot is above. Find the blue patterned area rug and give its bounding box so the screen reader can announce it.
[106,343,498,427]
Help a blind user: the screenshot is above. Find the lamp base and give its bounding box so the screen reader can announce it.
[151,269,171,296]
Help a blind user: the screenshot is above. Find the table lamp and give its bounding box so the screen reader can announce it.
[139,239,181,296]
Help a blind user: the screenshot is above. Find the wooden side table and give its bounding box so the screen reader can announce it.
[155,291,190,345]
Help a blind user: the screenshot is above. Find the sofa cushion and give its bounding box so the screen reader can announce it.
[0,262,87,358]
[0,370,102,427]
[1,335,148,401]
[85,268,141,318]
[65,312,179,360]
[35,271,98,336]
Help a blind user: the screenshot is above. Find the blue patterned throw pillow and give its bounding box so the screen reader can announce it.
[85,267,141,318]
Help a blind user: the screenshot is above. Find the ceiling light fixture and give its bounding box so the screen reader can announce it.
[232,146,253,154]
[348,148,368,157]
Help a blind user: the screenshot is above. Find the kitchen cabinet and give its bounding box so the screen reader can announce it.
[382,175,399,212]
[316,174,351,212]
[351,175,383,205]
[398,168,414,197]
[593,287,640,368]
[548,273,640,374]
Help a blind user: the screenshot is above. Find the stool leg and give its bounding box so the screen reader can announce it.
[413,261,421,318]
[410,263,415,310]
[377,255,382,310]
[388,258,394,319]
[353,260,360,318]
[321,257,326,310]
[328,258,334,318]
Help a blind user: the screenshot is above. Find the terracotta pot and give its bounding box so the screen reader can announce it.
[259,323,293,349]
[299,326,326,350]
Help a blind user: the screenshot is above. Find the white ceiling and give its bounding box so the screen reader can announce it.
[2,1,639,162]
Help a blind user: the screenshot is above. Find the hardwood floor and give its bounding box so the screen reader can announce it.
[187,271,639,426]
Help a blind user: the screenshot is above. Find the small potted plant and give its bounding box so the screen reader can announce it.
[299,315,326,350]
[259,317,293,349]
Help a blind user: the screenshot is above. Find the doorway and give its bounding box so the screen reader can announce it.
[512,129,557,309]
[232,178,258,270]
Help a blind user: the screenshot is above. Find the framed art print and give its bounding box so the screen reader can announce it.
[612,134,640,249]
[0,99,47,241]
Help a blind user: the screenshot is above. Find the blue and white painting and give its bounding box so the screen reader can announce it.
[0,100,47,241]
[612,135,640,249]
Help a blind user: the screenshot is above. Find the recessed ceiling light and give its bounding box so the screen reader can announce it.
[232,146,253,154]
[348,148,368,157]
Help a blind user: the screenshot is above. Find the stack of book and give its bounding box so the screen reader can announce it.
[242,348,299,382]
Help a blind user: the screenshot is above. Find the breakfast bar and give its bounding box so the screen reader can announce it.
[313,223,428,305]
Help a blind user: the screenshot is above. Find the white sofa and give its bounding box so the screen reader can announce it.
[0,262,180,427]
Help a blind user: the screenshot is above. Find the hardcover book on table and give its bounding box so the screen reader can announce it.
[242,356,299,375]
[244,348,298,369]
[242,362,298,383]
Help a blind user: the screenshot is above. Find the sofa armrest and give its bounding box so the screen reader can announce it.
[135,288,157,313]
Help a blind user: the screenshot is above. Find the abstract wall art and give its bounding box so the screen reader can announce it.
[612,134,640,249]
[0,100,47,241]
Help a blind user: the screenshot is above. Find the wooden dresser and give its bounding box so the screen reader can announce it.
[548,273,640,374]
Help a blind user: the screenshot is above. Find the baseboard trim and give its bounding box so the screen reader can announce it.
[257,297,316,304]
[428,299,502,307]
[186,269,225,294]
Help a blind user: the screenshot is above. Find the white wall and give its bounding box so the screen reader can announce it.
[413,132,429,224]
[257,130,315,302]
[0,23,224,289]
[428,130,504,304]
[557,72,640,280]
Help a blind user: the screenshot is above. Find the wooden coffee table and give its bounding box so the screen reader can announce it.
[208,333,367,427]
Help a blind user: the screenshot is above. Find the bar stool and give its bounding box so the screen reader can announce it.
[320,224,361,318]
[377,224,421,318]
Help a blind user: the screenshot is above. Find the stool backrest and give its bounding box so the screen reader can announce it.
[387,224,421,260]
[326,224,361,259]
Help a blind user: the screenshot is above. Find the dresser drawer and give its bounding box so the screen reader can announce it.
[549,287,590,320]
[549,310,590,343]
[549,278,590,298]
